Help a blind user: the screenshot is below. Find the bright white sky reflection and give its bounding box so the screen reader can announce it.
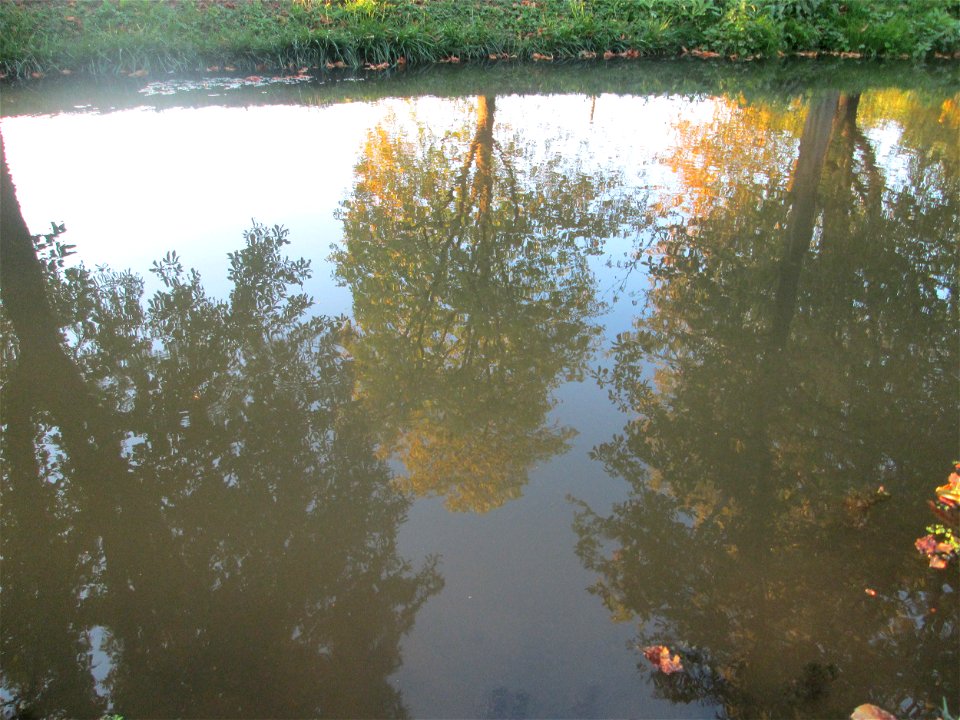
[1,94,711,312]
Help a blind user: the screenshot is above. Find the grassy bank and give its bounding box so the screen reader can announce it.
[1,0,958,80]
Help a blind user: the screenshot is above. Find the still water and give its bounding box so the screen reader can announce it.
[1,62,957,719]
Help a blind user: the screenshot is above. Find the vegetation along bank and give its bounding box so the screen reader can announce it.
[1,0,958,81]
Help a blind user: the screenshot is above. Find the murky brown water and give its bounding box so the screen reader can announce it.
[1,62,957,719]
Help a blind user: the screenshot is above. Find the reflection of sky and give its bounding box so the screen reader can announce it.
[1,94,708,312]
[866,120,911,192]
[0,92,717,720]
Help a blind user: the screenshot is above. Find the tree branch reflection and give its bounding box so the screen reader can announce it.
[1,143,441,716]
[334,96,637,512]
[574,89,959,719]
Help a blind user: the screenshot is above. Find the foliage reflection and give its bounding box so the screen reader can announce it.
[0,153,441,719]
[574,89,959,718]
[334,96,636,512]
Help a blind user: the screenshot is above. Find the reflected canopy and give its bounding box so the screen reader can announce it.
[574,88,959,719]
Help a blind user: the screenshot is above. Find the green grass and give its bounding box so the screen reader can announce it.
[0,0,957,79]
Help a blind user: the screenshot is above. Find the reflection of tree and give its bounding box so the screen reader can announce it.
[334,96,635,512]
[1,142,441,716]
[575,91,959,719]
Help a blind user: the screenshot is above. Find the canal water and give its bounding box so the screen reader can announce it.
[1,61,957,719]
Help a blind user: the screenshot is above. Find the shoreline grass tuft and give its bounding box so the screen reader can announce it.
[1,0,957,80]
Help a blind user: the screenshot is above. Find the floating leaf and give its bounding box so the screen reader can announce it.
[915,535,937,555]
[642,645,683,674]
[850,703,897,720]
[935,471,960,506]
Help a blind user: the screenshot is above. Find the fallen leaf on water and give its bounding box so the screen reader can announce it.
[690,48,722,59]
[578,50,597,59]
[915,534,937,554]
[532,52,553,61]
[864,588,877,597]
[850,703,897,720]
[129,69,149,78]
[439,56,461,64]
[934,471,960,505]
[642,645,683,674]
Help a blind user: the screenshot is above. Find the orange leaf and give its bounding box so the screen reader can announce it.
[642,645,683,674]
[850,703,898,720]
[935,472,960,505]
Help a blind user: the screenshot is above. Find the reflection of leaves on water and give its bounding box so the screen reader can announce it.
[334,96,639,512]
[573,88,959,719]
[1,221,441,718]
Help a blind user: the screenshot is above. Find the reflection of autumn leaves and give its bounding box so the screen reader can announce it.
[335,98,634,512]
[390,412,573,513]
[915,465,960,569]
[575,87,959,718]
[660,96,804,223]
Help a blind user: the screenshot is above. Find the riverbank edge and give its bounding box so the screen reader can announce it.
[1,0,958,81]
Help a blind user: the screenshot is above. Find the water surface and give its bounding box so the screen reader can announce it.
[1,61,957,719]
